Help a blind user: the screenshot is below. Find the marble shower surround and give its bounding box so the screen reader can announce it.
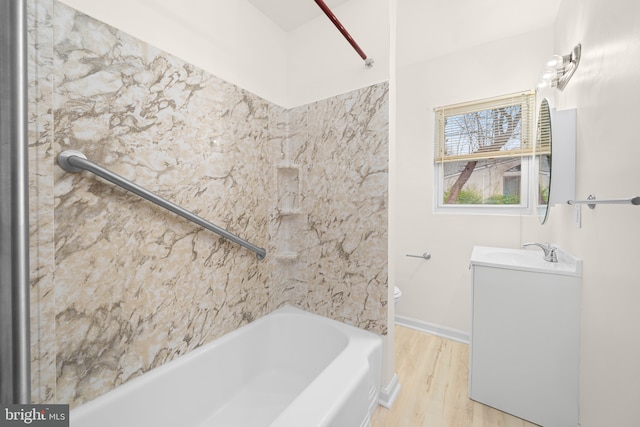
[27,0,388,407]
[270,86,389,331]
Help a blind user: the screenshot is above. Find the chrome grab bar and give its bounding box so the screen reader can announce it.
[567,194,640,209]
[406,252,431,260]
[57,150,266,260]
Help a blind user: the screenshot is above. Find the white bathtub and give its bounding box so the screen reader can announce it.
[70,305,383,427]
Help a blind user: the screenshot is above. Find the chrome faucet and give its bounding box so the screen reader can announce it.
[522,242,558,263]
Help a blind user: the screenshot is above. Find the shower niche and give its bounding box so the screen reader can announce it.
[272,163,308,306]
[274,214,304,260]
[275,164,303,261]
[277,165,301,215]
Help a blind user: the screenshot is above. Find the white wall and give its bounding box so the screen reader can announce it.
[383,0,398,404]
[59,0,289,106]
[394,28,553,335]
[60,0,389,109]
[286,0,389,107]
[542,0,640,425]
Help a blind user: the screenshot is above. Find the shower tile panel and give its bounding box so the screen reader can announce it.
[270,84,389,333]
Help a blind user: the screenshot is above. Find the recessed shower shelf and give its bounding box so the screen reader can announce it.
[277,164,301,215]
[274,251,299,261]
[276,164,301,175]
[278,209,302,216]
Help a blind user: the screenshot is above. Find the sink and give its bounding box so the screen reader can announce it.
[470,246,582,277]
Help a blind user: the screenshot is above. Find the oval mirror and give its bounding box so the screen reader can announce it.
[536,99,552,224]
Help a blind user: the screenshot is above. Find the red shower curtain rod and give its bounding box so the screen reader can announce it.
[314,0,374,68]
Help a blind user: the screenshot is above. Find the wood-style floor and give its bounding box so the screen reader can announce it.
[371,325,539,427]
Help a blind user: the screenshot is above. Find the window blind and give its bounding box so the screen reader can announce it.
[435,90,536,163]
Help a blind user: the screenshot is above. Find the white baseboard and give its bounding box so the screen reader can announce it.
[395,315,470,344]
[378,373,402,409]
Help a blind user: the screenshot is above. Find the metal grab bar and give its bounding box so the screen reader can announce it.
[567,194,640,209]
[57,150,266,260]
[406,252,431,260]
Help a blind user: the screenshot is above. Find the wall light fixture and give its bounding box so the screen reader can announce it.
[537,44,582,91]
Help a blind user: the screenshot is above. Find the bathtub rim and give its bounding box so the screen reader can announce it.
[70,304,383,426]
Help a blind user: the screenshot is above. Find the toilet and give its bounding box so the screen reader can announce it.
[394,286,402,305]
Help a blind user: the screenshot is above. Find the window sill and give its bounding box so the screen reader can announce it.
[434,204,532,216]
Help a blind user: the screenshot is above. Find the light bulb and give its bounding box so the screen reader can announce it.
[546,54,565,69]
[541,68,558,80]
[537,79,553,90]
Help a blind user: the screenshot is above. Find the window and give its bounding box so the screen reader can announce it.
[434,91,536,213]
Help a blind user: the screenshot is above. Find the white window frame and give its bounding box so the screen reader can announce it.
[433,91,536,216]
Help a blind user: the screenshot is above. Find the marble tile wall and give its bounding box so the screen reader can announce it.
[27,0,388,407]
[269,86,389,333]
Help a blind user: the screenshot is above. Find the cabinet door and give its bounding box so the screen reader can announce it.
[469,266,580,427]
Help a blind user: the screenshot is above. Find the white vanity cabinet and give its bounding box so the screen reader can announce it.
[469,246,582,427]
